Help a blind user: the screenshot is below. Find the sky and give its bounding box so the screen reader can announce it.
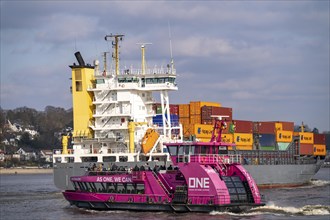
[1,1,329,132]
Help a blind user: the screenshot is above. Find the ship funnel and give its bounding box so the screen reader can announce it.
[74,51,85,66]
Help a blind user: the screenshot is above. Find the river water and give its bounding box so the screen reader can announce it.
[0,168,329,220]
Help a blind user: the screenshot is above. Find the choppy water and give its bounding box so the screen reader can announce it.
[0,168,329,220]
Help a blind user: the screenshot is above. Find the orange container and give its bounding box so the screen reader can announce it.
[194,124,214,138]
[313,144,326,156]
[235,145,253,151]
[276,130,293,143]
[190,101,221,115]
[179,104,190,118]
[234,133,253,145]
[190,114,201,124]
[221,134,234,143]
[296,132,314,144]
[300,143,314,155]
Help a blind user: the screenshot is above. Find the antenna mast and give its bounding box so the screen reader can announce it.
[136,43,152,75]
[105,34,124,75]
[168,21,174,74]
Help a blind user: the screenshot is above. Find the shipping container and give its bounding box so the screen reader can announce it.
[257,133,276,149]
[221,134,234,143]
[276,130,293,143]
[152,114,179,127]
[278,142,290,151]
[300,143,314,155]
[235,145,253,151]
[294,132,314,144]
[190,114,201,124]
[277,121,294,131]
[232,120,253,133]
[313,133,326,145]
[179,117,190,127]
[256,121,277,134]
[152,104,179,115]
[178,104,190,118]
[234,133,253,145]
[313,144,326,156]
[194,124,214,138]
[201,106,233,121]
[183,124,194,137]
[190,101,221,115]
[255,121,294,134]
[275,122,282,131]
[260,146,276,151]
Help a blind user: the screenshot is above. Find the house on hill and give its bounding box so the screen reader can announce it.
[40,150,53,163]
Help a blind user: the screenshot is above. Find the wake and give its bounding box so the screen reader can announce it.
[210,203,330,216]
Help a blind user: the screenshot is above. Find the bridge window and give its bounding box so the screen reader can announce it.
[168,146,178,156]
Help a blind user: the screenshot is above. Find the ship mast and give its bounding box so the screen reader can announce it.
[105,34,124,75]
[136,43,152,75]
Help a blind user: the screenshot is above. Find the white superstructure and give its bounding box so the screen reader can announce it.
[53,34,182,164]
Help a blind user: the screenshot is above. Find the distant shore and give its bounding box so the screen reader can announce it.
[0,167,53,175]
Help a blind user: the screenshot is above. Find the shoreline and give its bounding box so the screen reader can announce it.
[0,168,53,175]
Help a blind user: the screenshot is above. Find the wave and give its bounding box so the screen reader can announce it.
[210,203,330,216]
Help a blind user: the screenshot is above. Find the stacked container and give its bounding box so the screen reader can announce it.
[293,131,314,155]
[313,133,326,157]
[230,120,254,151]
[201,106,233,125]
[254,121,294,151]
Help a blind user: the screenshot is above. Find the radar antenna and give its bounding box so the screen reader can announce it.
[105,34,124,75]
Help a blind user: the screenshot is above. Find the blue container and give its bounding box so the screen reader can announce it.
[258,133,276,147]
[152,114,179,127]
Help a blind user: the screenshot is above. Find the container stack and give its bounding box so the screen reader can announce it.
[153,100,327,158]
[313,133,326,156]
[254,121,294,151]
[152,104,179,127]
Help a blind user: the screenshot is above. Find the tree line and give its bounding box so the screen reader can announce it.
[0,106,73,153]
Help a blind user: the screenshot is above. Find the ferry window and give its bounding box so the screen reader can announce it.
[190,146,196,155]
[117,184,126,194]
[119,156,128,162]
[103,156,116,162]
[201,146,207,155]
[136,184,145,194]
[184,146,190,155]
[178,146,184,155]
[75,81,82,91]
[126,183,135,194]
[211,146,216,155]
[93,182,105,192]
[158,78,164,83]
[168,146,178,156]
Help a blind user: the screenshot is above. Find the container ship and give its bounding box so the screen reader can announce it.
[53,34,326,192]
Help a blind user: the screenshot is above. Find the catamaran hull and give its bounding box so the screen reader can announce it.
[53,161,323,190]
[65,198,263,213]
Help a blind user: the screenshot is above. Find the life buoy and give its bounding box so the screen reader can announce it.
[187,198,192,204]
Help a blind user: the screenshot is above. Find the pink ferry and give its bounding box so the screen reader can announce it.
[63,121,265,213]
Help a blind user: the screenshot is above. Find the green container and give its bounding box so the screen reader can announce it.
[260,146,275,151]
[278,142,290,151]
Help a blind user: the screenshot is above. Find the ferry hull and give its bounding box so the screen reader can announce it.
[53,161,323,190]
[63,192,264,213]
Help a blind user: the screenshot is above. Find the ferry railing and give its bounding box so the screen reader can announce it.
[189,154,242,165]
